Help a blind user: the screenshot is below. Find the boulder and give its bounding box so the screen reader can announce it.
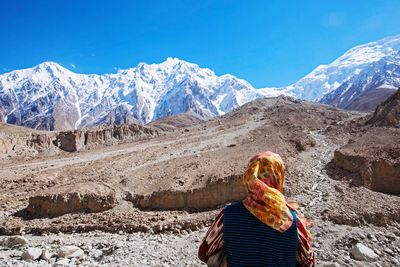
[350,243,378,261]
[21,247,42,261]
[54,258,70,266]
[40,249,52,261]
[57,245,84,259]
[0,235,29,248]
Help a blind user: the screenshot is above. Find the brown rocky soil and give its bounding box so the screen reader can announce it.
[0,96,399,266]
[366,88,400,127]
[334,128,400,195]
[0,123,158,159]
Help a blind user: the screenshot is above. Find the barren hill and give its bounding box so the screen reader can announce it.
[0,96,399,266]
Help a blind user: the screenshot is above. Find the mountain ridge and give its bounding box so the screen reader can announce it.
[276,34,400,102]
[1,35,400,130]
[0,57,278,130]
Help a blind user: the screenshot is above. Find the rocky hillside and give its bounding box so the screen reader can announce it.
[333,89,400,195]
[0,97,399,266]
[366,88,400,126]
[0,123,158,160]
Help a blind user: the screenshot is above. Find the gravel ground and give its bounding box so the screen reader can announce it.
[0,99,399,266]
[0,230,207,267]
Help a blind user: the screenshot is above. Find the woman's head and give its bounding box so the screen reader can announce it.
[242,151,293,232]
[244,151,286,193]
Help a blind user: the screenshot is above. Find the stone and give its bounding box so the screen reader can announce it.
[21,247,42,261]
[350,243,378,261]
[1,236,29,248]
[40,249,52,261]
[390,258,400,265]
[383,248,394,256]
[367,234,377,242]
[91,249,103,259]
[322,262,340,267]
[57,245,85,259]
[54,258,70,266]
[373,248,382,256]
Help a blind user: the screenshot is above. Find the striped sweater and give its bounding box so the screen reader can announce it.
[223,201,298,267]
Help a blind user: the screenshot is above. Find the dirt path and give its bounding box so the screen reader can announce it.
[0,122,257,175]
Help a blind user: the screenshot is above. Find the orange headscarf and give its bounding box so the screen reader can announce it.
[242,151,294,232]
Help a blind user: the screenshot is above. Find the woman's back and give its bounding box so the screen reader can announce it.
[223,202,298,267]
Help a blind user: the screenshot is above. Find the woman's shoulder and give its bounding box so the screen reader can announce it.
[223,201,245,211]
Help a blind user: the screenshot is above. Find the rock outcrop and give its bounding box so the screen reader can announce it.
[366,88,400,127]
[334,128,400,194]
[128,175,245,211]
[25,183,119,218]
[0,107,5,123]
[53,124,158,152]
[0,123,158,157]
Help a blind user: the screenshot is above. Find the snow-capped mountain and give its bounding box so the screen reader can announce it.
[2,35,400,130]
[280,34,400,102]
[320,51,400,111]
[0,58,277,130]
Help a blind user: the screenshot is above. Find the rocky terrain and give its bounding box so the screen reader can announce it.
[0,123,158,160]
[0,96,399,266]
[334,90,400,195]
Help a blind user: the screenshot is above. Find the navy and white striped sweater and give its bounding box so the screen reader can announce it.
[223,202,298,267]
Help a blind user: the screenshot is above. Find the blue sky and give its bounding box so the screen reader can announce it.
[1,0,400,87]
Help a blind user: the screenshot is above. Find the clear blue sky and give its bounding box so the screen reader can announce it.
[1,0,400,87]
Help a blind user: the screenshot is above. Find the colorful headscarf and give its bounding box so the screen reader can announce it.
[242,151,293,232]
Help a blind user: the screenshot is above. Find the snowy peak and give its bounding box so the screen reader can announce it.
[0,58,275,130]
[333,34,400,67]
[320,51,400,111]
[283,34,400,102]
[2,34,400,130]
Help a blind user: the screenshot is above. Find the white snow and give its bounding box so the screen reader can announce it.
[1,34,400,129]
[0,58,280,129]
[281,34,400,101]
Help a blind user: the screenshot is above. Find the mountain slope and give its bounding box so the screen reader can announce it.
[0,58,276,130]
[281,34,400,102]
[320,52,400,111]
[366,88,400,126]
[2,35,400,130]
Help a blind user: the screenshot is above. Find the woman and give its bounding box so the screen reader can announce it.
[198,151,316,267]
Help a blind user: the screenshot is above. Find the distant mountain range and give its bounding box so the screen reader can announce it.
[1,35,399,130]
[0,58,280,130]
